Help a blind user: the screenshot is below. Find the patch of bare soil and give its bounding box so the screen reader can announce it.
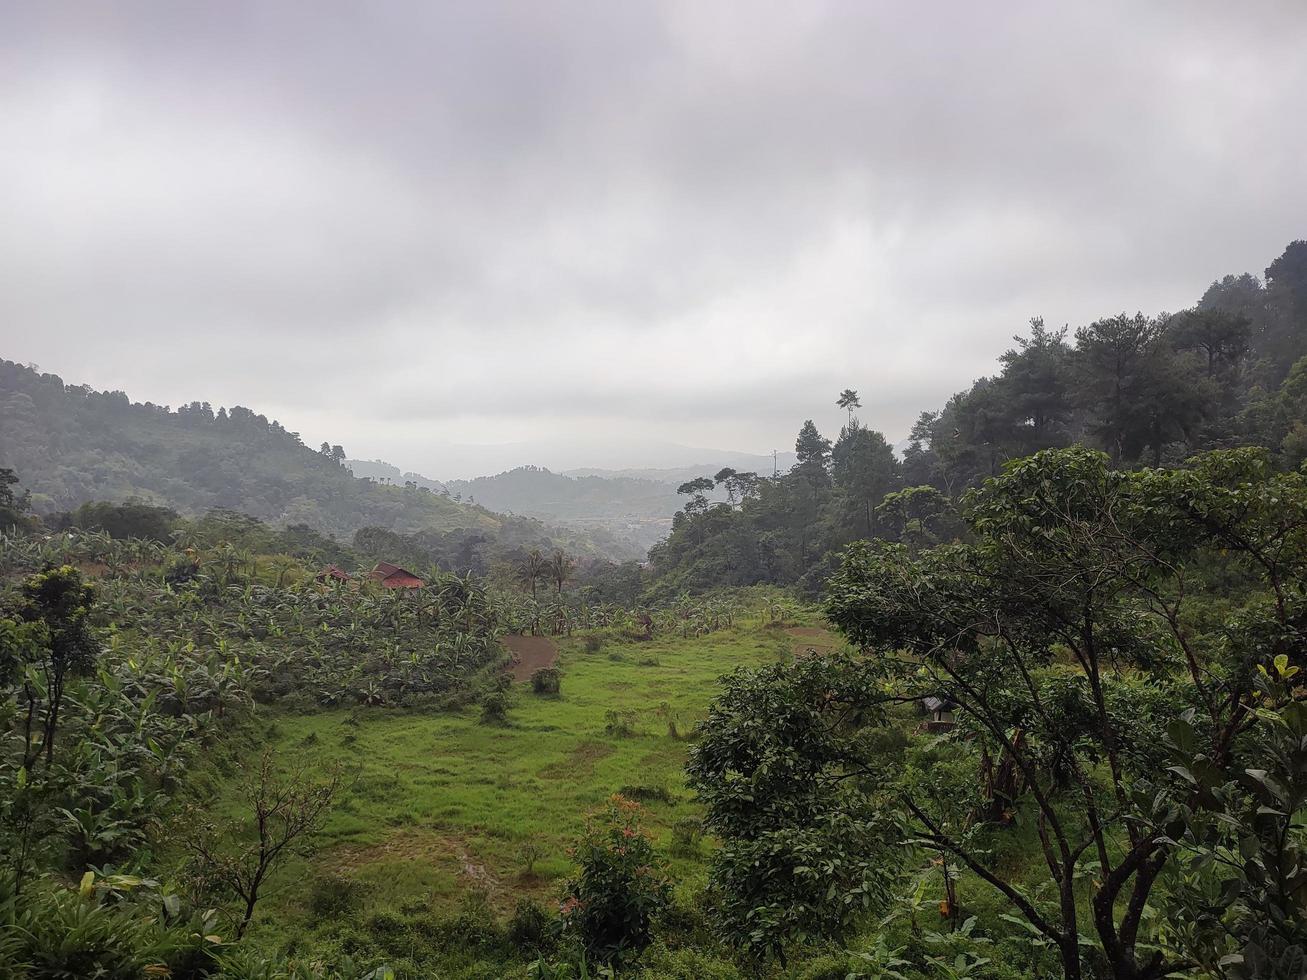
[501,634,559,683]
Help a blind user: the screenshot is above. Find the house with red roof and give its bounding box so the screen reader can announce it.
[368,561,424,589]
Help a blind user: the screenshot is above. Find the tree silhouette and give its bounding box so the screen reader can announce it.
[836,389,862,427]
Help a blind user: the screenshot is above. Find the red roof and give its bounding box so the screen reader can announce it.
[316,564,351,582]
[368,562,423,589]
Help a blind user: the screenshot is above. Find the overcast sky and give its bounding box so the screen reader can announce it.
[2,2,1305,478]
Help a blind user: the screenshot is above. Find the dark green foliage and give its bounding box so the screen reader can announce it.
[644,240,1307,599]
[0,360,640,568]
[11,565,101,767]
[479,688,511,726]
[559,797,671,967]
[0,468,31,532]
[62,500,179,542]
[822,445,1307,979]
[506,898,555,955]
[308,874,371,921]
[530,666,561,696]
[616,784,673,804]
[1163,664,1307,978]
[687,655,899,961]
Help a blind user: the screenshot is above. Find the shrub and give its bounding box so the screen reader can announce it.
[432,893,507,954]
[480,689,510,726]
[308,873,369,920]
[506,898,554,956]
[616,784,673,804]
[530,667,561,696]
[519,839,542,877]
[641,944,739,980]
[603,710,636,737]
[669,817,702,857]
[559,796,671,968]
[583,635,603,653]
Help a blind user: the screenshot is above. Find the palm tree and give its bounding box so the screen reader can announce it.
[519,549,547,600]
[549,549,574,596]
[837,388,862,428]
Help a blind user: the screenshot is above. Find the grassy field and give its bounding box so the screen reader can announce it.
[218,616,844,947]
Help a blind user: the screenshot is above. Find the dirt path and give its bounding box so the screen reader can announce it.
[785,626,841,658]
[501,634,559,682]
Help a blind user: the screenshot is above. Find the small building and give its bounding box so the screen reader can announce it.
[922,695,957,733]
[315,564,352,584]
[369,561,424,589]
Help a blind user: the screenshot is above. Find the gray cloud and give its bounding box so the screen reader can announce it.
[2,1,1305,478]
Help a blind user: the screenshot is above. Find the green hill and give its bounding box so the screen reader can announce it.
[0,359,641,561]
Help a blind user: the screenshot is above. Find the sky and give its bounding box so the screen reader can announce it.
[2,1,1305,479]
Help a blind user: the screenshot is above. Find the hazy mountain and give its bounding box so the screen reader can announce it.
[0,359,643,561]
[564,452,797,484]
[346,459,445,491]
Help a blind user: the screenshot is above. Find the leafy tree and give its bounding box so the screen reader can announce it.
[1074,313,1212,464]
[837,388,862,427]
[830,423,899,539]
[548,548,574,596]
[0,468,30,530]
[10,566,100,767]
[824,447,1307,979]
[794,420,832,482]
[1163,661,1307,978]
[182,750,340,939]
[519,548,548,600]
[1171,308,1252,381]
[1261,240,1307,381]
[559,796,670,968]
[687,655,899,963]
[66,500,178,542]
[713,467,738,506]
[995,317,1075,453]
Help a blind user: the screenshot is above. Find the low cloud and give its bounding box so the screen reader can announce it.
[2,1,1304,476]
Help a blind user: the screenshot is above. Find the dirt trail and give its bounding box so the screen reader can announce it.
[501,634,559,682]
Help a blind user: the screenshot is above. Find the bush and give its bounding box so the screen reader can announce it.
[308,874,369,920]
[669,817,702,858]
[641,944,739,980]
[5,882,221,980]
[506,898,554,956]
[583,635,603,653]
[530,667,561,696]
[604,709,636,737]
[559,796,671,968]
[480,689,510,725]
[434,893,508,954]
[616,784,674,804]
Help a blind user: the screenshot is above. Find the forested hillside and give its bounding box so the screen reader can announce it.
[646,239,1307,594]
[0,360,642,563]
[441,466,678,520]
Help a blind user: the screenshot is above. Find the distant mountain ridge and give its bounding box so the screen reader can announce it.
[0,359,642,561]
[342,454,797,553]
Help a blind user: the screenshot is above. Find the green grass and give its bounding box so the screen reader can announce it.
[221,618,824,944]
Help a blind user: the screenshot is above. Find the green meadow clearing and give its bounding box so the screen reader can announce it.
[212,616,845,947]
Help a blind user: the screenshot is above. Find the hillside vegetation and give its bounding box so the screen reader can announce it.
[644,239,1307,595]
[0,238,1304,980]
[0,359,642,564]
